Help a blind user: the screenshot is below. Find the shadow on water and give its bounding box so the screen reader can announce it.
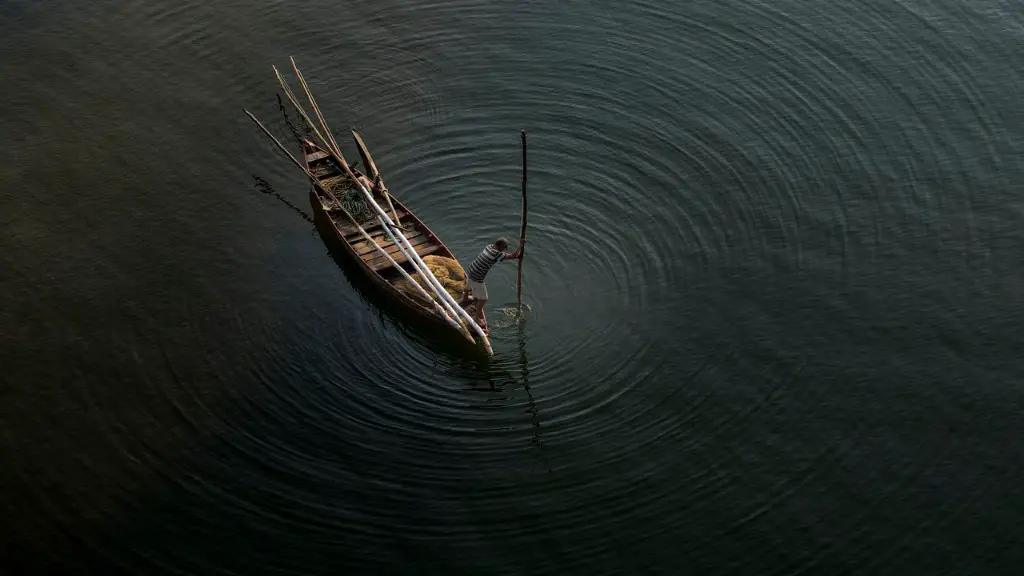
[516,314,550,473]
[277,93,308,144]
[252,174,313,224]
[247,95,317,224]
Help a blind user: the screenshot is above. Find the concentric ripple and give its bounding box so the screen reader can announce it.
[4,0,1024,574]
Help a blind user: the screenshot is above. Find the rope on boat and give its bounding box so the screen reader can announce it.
[322,178,373,222]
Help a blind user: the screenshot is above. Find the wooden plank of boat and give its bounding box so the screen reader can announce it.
[352,230,427,256]
[338,212,409,238]
[367,242,443,272]
[319,174,346,187]
[311,164,337,178]
[307,150,330,162]
[343,220,386,238]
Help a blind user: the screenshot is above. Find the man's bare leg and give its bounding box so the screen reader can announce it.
[475,299,488,333]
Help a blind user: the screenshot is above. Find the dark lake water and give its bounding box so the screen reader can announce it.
[3,0,1024,573]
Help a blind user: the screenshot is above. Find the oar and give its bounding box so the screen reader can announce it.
[517,129,528,311]
[352,130,402,227]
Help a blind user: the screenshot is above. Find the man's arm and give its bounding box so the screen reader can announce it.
[504,241,525,260]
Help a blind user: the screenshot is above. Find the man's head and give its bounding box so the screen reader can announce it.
[494,237,508,251]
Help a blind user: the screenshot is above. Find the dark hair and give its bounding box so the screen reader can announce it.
[495,237,508,250]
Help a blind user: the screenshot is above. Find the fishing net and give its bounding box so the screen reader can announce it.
[493,303,533,329]
[395,255,467,306]
[321,178,374,222]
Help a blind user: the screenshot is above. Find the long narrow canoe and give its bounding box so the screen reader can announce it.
[302,138,487,339]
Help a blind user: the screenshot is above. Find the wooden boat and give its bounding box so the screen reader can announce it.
[243,59,512,354]
[301,136,489,339]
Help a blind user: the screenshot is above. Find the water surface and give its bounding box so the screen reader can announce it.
[2,0,1024,574]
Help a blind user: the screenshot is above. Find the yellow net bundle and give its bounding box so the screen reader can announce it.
[395,255,467,305]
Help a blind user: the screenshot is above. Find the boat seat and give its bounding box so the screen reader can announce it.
[352,230,427,257]
[368,242,442,271]
[339,210,409,237]
[312,165,339,178]
[320,175,349,188]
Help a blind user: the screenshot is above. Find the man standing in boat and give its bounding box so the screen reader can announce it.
[461,237,523,331]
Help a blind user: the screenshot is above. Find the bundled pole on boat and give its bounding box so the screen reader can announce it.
[290,57,342,161]
[273,66,336,158]
[517,129,527,311]
[242,108,478,346]
[271,64,493,354]
[276,63,410,249]
[288,58,403,227]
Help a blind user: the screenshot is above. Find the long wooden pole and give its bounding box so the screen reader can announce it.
[273,65,335,161]
[517,130,528,310]
[290,57,342,162]
[243,109,477,346]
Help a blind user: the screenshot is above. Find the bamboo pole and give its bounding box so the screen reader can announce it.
[271,63,493,353]
[517,130,528,311]
[243,109,477,346]
[273,65,335,159]
[290,57,343,162]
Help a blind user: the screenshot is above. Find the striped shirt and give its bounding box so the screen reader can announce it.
[467,244,506,283]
